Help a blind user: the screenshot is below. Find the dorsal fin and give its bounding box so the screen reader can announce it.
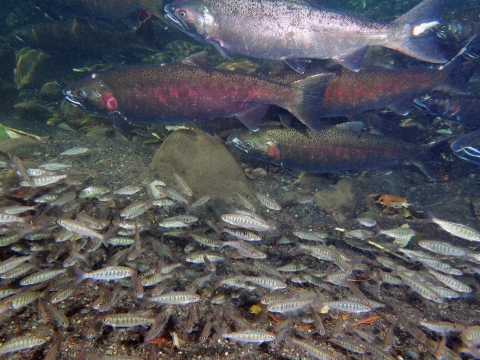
[181,51,209,67]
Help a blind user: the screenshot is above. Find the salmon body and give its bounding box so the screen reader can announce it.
[271,66,449,117]
[164,0,446,72]
[228,122,441,179]
[62,53,333,134]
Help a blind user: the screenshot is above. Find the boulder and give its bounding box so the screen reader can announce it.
[40,82,63,101]
[314,178,361,223]
[0,137,46,159]
[147,129,256,215]
[86,127,129,143]
[14,47,64,89]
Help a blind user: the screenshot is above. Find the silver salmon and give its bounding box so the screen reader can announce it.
[164,0,446,73]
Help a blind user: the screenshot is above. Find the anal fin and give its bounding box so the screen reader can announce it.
[235,105,269,131]
[193,119,215,136]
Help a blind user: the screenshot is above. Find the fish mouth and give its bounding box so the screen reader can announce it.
[164,13,187,31]
[63,89,86,110]
[227,134,248,153]
[412,98,430,113]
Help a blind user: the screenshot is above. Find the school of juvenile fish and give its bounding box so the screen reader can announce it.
[0,151,479,359]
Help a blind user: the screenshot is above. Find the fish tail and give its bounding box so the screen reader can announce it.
[73,267,86,285]
[423,210,436,224]
[389,0,446,64]
[440,36,478,92]
[287,73,335,133]
[414,137,451,181]
[267,220,281,236]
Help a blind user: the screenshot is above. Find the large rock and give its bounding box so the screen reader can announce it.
[86,127,128,143]
[314,178,361,223]
[0,137,46,159]
[147,129,256,215]
[14,47,64,89]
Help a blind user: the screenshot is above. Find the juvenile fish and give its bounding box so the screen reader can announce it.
[357,216,377,227]
[56,218,104,241]
[20,268,66,285]
[21,174,67,187]
[398,271,443,303]
[427,269,472,293]
[376,227,416,239]
[148,291,200,305]
[323,300,372,313]
[0,336,46,355]
[120,200,153,219]
[425,211,480,242]
[255,193,281,211]
[223,228,262,241]
[268,294,316,313]
[245,276,287,290]
[172,167,193,197]
[114,185,142,195]
[45,303,70,328]
[418,240,467,257]
[221,213,278,234]
[103,313,158,328]
[219,240,267,259]
[344,229,374,239]
[39,162,71,170]
[222,329,275,344]
[60,147,89,155]
[78,186,111,199]
[285,335,339,360]
[189,196,210,209]
[74,266,135,285]
[294,230,328,241]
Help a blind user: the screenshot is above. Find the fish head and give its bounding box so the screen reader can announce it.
[228,130,281,162]
[413,93,452,117]
[63,75,118,116]
[164,1,218,42]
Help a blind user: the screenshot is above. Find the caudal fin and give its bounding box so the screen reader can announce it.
[389,0,446,64]
[414,137,451,181]
[286,73,335,133]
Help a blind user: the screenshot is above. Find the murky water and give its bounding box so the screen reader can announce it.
[0,0,479,359]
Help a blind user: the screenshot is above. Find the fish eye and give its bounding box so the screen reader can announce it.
[178,10,187,18]
[244,142,252,148]
[76,90,86,99]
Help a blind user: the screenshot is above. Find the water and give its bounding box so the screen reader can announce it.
[0,0,479,359]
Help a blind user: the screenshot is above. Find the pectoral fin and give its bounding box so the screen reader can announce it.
[332,47,369,72]
[112,113,133,133]
[284,59,307,74]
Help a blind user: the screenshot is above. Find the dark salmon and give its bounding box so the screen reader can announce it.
[62,53,334,134]
[228,122,445,180]
[164,0,446,73]
[269,43,472,117]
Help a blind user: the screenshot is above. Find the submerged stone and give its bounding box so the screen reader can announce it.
[314,178,360,223]
[147,129,256,215]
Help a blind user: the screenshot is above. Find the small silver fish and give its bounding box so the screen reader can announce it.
[60,147,89,156]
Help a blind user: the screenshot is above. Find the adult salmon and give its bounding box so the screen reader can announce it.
[164,0,446,73]
[63,52,334,134]
[228,122,445,180]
